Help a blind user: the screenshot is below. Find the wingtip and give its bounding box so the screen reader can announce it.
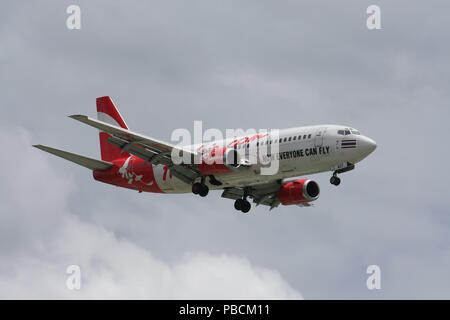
[33,144,48,152]
[68,114,87,120]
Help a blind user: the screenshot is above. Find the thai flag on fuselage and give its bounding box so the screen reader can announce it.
[341,139,357,149]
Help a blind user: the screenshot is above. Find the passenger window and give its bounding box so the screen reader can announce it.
[298,135,301,140]
[288,137,292,141]
[279,138,282,143]
[303,135,307,139]
[283,137,287,142]
[308,134,311,139]
[337,130,344,135]
[293,136,296,140]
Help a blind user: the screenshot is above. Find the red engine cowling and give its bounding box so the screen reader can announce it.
[278,179,320,205]
[197,148,241,175]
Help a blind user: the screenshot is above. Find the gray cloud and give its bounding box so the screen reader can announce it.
[0,127,302,299]
[1,0,449,298]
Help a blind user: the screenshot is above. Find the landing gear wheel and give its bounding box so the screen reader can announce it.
[234,199,244,211]
[198,185,209,197]
[234,199,251,213]
[330,176,341,186]
[192,182,202,194]
[241,200,251,213]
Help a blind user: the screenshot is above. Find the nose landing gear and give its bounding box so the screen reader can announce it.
[330,173,341,186]
[329,162,355,186]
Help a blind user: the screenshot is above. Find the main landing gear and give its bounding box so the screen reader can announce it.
[192,177,209,197]
[234,189,251,213]
[330,173,341,186]
[192,175,222,197]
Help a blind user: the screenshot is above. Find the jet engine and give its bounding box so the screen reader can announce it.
[278,179,320,205]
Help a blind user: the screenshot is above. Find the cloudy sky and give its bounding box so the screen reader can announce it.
[1,0,449,299]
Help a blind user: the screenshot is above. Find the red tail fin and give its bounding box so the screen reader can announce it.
[96,96,129,161]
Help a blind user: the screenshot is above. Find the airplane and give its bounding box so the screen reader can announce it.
[33,96,377,213]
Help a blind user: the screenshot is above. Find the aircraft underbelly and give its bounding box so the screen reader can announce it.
[156,147,338,194]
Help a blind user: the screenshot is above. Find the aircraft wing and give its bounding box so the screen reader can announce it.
[221,180,283,209]
[69,115,199,183]
[33,144,113,171]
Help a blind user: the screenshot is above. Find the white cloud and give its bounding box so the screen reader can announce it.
[0,126,302,299]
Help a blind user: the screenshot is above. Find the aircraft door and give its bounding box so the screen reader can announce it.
[314,127,327,147]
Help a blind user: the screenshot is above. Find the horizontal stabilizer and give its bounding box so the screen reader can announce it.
[33,145,113,171]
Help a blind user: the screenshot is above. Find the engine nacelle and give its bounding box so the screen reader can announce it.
[278,179,320,205]
[197,148,241,175]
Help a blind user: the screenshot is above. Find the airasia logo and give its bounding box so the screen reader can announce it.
[170,122,280,175]
[197,133,269,152]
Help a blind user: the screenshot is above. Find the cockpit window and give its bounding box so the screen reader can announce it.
[339,128,361,135]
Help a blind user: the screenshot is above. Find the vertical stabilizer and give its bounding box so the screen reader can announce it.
[96,96,129,161]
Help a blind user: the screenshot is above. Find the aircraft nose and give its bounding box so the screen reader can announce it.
[359,136,377,156]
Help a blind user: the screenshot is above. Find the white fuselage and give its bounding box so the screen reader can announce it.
[152,124,377,193]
